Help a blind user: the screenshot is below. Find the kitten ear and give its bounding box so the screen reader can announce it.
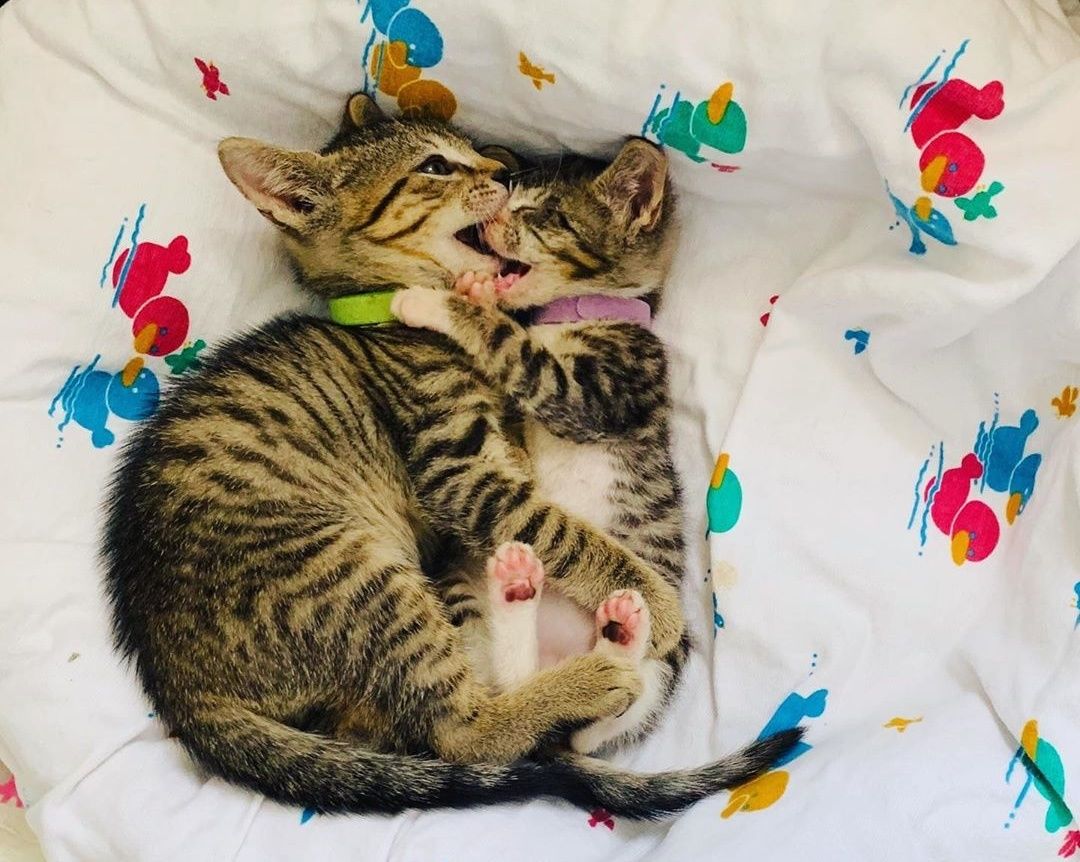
[342,91,385,131]
[218,138,330,231]
[593,138,668,234]
[478,145,523,174]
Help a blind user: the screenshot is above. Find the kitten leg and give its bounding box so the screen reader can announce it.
[485,541,544,690]
[570,590,672,755]
[435,559,497,688]
[396,292,685,655]
[410,418,683,657]
[432,651,644,764]
[331,552,642,765]
[395,346,683,659]
[393,287,668,442]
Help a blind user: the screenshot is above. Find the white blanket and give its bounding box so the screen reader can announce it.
[2,0,1079,859]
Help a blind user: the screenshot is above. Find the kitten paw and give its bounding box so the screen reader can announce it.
[594,589,650,662]
[555,653,643,721]
[454,271,498,306]
[390,286,453,334]
[454,271,521,306]
[486,541,545,604]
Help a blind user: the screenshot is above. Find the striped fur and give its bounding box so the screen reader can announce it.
[102,95,801,818]
[392,140,691,753]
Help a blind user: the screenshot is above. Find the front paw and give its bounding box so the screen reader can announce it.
[558,654,644,722]
[390,286,454,334]
[454,271,521,307]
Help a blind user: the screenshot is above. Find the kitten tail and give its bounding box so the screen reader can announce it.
[178,705,803,818]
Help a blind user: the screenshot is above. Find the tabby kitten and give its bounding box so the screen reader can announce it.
[393,140,689,755]
[103,93,800,818]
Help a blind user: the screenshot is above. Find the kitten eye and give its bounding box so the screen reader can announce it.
[416,155,454,176]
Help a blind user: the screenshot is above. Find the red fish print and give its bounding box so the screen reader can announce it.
[928,452,982,534]
[925,452,1001,564]
[112,236,191,318]
[194,58,230,100]
[908,79,1003,150]
[111,235,192,357]
[587,807,615,830]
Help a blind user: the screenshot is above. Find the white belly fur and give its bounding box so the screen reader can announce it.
[527,421,619,533]
[526,408,621,665]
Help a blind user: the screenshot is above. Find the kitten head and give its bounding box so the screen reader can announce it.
[218,93,510,298]
[479,138,677,310]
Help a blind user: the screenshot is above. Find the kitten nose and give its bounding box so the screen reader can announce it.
[491,169,510,187]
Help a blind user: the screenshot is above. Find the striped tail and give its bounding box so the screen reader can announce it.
[178,703,804,818]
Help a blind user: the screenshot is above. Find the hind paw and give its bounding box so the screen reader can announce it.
[594,589,650,662]
[486,542,544,604]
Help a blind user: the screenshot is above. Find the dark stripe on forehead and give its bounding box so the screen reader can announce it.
[554,217,616,273]
[532,228,603,279]
[536,207,617,273]
[358,177,409,230]
[557,212,586,245]
[558,250,602,280]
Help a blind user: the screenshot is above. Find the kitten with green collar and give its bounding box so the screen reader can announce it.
[104,94,799,819]
[393,139,691,755]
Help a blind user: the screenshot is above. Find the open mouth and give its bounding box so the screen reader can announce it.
[454,225,531,279]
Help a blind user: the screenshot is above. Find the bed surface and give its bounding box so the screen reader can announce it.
[2,1,1079,859]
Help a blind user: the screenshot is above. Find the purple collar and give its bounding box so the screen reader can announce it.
[530,295,652,328]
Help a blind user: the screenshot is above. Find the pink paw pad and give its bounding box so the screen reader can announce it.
[454,271,519,305]
[454,271,495,305]
[487,542,544,603]
[596,589,646,648]
[454,271,480,293]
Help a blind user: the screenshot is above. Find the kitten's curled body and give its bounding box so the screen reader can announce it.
[394,146,689,754]
[103,94,801,818]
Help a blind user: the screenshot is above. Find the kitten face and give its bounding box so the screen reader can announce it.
[479,139,677,310]
[218,94,509,297]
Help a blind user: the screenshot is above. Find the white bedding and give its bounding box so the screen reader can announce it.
[2,0,1080,859]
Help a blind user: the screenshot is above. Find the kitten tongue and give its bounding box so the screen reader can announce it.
[495,272,522,293]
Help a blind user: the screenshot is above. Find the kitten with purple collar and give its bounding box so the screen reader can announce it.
[103,91,800,818]
[393,139,690,754]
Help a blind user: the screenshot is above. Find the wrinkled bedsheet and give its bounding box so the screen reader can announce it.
[2,0,1080,859]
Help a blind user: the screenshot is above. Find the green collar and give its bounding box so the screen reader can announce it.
[327,289,398,326]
